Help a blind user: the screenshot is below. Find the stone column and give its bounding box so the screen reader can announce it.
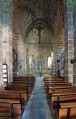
[65,0,74,82]
[53,49,61,75]
[2,0,13,82]
[26,46,29,74]
[0,0,3,90]
[52,54,56,74]
[73,1,76,83]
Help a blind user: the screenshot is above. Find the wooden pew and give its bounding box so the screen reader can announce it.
[6,84,32,94]
[4,90,29,103]
[44,79,65,83]
[13,80,33,84]
[45,81,66,86]
[45,80,65,83]
[44,78,64,81]
[13,76,35,84]
[14,76,33,80]
[12,80,35,89]
[59,103,76,119]
[51,93,76,105]
[44,76,59,79]
[0,92,24,119]
[44,77,63,82]
[47,86,74,94]
[44,78,68,86]
[5,85,30,97]
[11,81,33,89]
[45,76,76,119]
[13,76,35,83]
[0,89,29,118]
[47,87,76,103]
[48,88,76,105]
[0,102,14,119]
[48,90,76,119]
[0,76,35,118]
[46,83,71,88]
[13,79,35,84]
[51,102,76,119]
[13,76,35,90]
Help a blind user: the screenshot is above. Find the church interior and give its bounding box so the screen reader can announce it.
[0,0,76,119]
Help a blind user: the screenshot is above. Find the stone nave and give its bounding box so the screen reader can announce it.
[0,0,76,119]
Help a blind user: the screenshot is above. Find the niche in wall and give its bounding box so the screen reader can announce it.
[13,49,17,73]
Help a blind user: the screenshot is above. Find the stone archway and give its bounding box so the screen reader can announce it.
[24,18,54,49]
[24,18,55,75]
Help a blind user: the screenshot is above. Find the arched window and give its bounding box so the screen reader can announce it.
[29,54,34,68]
[48,56,52,68]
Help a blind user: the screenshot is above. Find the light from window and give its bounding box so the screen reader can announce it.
[48,56,52,68]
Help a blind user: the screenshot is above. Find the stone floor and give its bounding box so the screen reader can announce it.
[22,77,54,119]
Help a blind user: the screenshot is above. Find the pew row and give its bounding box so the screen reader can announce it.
[45,76,76,119]
[0,76,35,118]
[0,91,27,118]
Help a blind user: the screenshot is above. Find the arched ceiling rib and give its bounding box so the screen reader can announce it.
[25,18,54,40]
[13,0,65,48]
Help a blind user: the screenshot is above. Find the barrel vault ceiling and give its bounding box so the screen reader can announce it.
[12,0,65,49]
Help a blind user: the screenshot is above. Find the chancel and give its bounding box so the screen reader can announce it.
[0,0,76,119]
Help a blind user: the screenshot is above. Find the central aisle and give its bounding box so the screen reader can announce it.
[22,77,53,119]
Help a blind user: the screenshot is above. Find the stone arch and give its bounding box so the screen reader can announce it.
[24,18,54,50]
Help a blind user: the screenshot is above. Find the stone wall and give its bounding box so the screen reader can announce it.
[0,0,3,90]
[74,1,76,82]
[2,0,13,82]
[64,0,74,82]
[13,19,26,76]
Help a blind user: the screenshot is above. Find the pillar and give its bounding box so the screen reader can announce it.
[2,0,13,82]
[0,0,3,90]
[26,46,29,74]
[52,54,56,74]
[65,0,74,82]
[54,49,61,75]
[73,1,76,83]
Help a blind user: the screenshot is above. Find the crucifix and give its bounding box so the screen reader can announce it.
[36,25,44,44]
